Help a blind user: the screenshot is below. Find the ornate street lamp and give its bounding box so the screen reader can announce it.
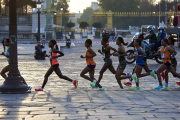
[37,0,42,42]
[0,0,29,93]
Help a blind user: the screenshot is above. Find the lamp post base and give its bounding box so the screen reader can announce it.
[0,75,30,94]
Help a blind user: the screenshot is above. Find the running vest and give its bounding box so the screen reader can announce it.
[118,51,125,63]
[102,44,110,59]
[135,46,145,66]
[160,46,171,64]
[142,42,146,58]
[49,48,59,65]
[86,49,96,65]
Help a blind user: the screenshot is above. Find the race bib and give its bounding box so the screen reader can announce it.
[161,52,164,59]
[102,52,105,59]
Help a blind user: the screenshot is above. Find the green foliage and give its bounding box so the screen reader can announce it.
[4,0,36,8]
[56,0,69,12]
[92,22,103,28]
[79,22,89,30]
[98,0,179,12]
[66,22,75,28]
[98,0,141,12]
[77,7,93,24]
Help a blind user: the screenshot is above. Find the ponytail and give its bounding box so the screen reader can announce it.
[117,37,128,46]
[50,39,59,50]
[55,44,59,50]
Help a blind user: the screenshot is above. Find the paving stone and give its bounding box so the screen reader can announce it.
[0,41,180,119]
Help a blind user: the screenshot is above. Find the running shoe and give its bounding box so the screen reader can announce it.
[176,82,180,86]
[161,71,165,80]
[124,82,132,87]
[73,80,78,88]
[98,87,105,91]
[132,73,138,83]
[91,80,97,88]
[132,87,140,91]
[35,88,43,91]
[163,86,169,91]
[90,83,98,88]
[28,86,32,90]
[155,85,163,90]
[120,89,125,91]
[150,71,156,79]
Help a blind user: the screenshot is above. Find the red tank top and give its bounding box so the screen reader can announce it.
[49,48,59,65]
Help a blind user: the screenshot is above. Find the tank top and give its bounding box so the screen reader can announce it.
[49,48,59,65]
[135,46,145,66]
[142,42,146,58]
[160,46,171,64]
[86,49,96,65]
[102,44,110,59]
[6,46,9,63]
[118,50,125,63]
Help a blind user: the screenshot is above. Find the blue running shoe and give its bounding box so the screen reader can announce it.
[90,83,98,88]
[155,85,163,90]
[27,86,32,90]
[120,89,125,91]
[91,80,97,88]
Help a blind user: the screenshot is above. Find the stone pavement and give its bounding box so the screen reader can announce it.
[0,41,180,120]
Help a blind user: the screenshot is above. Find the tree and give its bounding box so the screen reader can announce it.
[66,22,75,29]
[56,0,69,12]
[3,0,36,14]
[79,22,89,31]
[92,22,103,29]
[56,0,69,27]
[77,7,93,24]
[98,0,141,12]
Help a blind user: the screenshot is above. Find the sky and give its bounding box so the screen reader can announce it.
[69,0,98,13]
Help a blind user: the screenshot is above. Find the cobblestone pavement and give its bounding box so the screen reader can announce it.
[0,40,180,120]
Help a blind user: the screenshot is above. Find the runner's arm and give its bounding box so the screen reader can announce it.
[167,46,177,55]
[138,47,146,57]
[145,45,151,52]
[108,46,117,55]
[86,48,96,58]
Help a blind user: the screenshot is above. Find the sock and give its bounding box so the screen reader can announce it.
[165,83,168,87]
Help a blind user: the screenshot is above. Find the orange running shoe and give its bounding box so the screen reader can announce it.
[161,71,165,80]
